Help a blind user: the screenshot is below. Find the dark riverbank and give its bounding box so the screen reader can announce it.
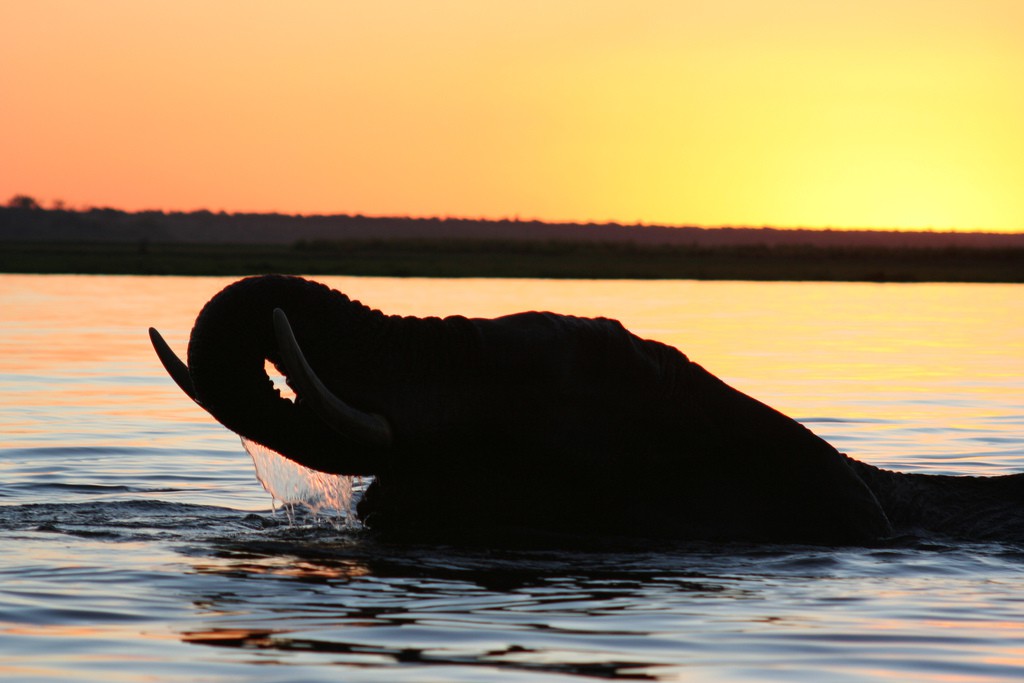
[2,205,1022,281]
[3,238,1022,282]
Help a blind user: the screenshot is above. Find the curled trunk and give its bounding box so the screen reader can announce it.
[186,275,385,474]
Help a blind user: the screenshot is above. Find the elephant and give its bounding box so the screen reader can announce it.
[150,274,1024,545]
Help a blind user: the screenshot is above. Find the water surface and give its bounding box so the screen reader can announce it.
[1,274,1023,682]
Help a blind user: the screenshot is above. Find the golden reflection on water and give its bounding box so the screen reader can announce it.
[4,273,1019,378]
[192,556,371,583]
[1,274,228,372]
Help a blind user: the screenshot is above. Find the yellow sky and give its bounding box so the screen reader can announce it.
[2,1,1022,231]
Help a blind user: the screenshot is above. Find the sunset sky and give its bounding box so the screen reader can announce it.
[2,1,1022,231]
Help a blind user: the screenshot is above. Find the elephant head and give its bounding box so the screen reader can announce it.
[151,275,893,543]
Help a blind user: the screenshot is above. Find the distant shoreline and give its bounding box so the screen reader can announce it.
[2,239,1022,282]
[2,206,1022,281]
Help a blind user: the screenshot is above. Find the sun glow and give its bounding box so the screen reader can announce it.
[2,1,1022,231]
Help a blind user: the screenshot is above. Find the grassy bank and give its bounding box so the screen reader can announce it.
[2,239,1022,282]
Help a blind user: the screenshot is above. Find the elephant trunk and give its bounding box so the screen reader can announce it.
[186,275,389,475]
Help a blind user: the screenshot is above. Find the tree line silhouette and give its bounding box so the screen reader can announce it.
[4,195,1023,250]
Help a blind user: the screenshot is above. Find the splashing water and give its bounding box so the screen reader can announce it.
[241,436,362,527]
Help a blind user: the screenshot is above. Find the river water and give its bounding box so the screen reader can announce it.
[1,274,1022,682]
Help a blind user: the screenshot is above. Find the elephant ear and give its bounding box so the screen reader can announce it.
[272,308,392,449]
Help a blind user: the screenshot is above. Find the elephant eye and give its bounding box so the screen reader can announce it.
[264,358,297,403]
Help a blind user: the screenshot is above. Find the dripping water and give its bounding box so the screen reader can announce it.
[241,437,362,528]
[246,360,363,527]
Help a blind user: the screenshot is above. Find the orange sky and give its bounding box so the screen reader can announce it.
[2,1,1022,231]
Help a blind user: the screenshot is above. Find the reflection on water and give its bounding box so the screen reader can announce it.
[1,274,1023,682]
[179,531,1024,682]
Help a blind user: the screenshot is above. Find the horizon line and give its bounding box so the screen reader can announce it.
[4,195,1021,236]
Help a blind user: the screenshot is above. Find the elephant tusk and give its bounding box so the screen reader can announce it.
[272,308,393,449]
[148,327,199,403]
